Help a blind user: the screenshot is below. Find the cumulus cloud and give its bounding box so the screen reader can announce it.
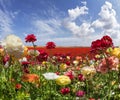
[63,2,94,37]
[63,1,120,46]
[68,6,88,20]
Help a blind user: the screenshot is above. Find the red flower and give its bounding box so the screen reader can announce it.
[101,35,113,48]
[3,55,10,65]
[76,90,85,97]
[37,50,48,62]
[91,35,113,53]
[64,71,74,80]
[78,74,85,81]
[25,34,37,42]
[60,87,70,95]
[46,41,56,49]
[15,84,22,90]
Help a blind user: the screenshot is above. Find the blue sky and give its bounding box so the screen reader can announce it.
[0,0,120,46]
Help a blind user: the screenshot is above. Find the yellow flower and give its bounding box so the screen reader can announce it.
[111,48,120,58]
[81,66,96,78]
[59,63,67,71]
[56,75,71,86]
[23,46,28,56]
[0,48,4,55]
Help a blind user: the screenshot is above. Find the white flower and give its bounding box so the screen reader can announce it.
[19,57,27,63]
[43,72,59,80]
[28,49,40,56]
[2,34,24,58]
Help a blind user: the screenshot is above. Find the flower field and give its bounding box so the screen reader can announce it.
[0,34,120,100]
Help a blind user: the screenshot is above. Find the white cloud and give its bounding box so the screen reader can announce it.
[68,6,88,20]
[0,0,14,40]
[63,1,120,46]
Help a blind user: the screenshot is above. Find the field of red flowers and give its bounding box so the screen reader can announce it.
[27,46,91,57]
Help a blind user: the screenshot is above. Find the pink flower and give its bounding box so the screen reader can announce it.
[60,87,70,95]
[46,41,56,49]
[25,34,37,42]
[3,55,10,65]
[78,74,85,81]
[64,71,74,80]
[76,90,85,97]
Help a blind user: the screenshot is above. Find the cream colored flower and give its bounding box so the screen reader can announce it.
[28,49,40,56]
[56,75,71,86]
[2,34,24,58]
[81,66,96,78]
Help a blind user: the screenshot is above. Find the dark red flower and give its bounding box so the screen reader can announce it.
[15,84,22,90]
[78,74,85,81]
[46,41,56,49]
[101,35,113,48]
[76,90,85,97]
[60,87,70,95]
[3,55,10,65]
[37,50,48,62]
[91,35,113,53]
[25,34,37,42]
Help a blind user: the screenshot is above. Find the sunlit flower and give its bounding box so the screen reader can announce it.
[43,72,59,80]
[46,41,56,49]
[22,74,39,84]
[59,63,67,71]
[64,71,75,80]
[25,34,37,42]
[56,75,71,86]
[2,34,24,58]
[28,49,40,56]
[81,66,96,78]
[110,47,120,58]
[60,87,70,95]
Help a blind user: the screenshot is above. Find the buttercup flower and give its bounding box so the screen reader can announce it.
[2,34,24,58]
[25,34,37,42]
[110,48,120,58]
[56,75,71,86]
[15,84,22,90]
[43,72,59,80]
[60,87,70,95]
[22,74,39,84]
[81,66,96,78]
[76,90,85,97]
[46,41,56,49]
[28,49,40,56]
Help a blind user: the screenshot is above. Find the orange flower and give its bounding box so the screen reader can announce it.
[22,74,39,84]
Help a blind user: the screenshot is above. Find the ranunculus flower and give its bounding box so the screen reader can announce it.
[110,48,120,58]
[43,72,59,80]
[2,34,24,58]
[81,66,96,78]
[37,50,48,62]
[15,83,22,90]
[22,74,39,84]
[60,87,70,95]
[25,34,37,42]
[46,41,56,49]
[76,90,85,97]
[78,74,85,81]
[56,75,71,86]
[64,71,75,80]
[28,49,40,56]
[59,63,67,71]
